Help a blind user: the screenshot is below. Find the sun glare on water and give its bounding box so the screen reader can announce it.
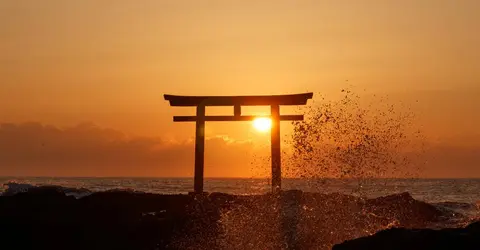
[253,117,272,132]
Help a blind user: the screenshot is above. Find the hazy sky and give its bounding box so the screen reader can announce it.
[1,1,479,177]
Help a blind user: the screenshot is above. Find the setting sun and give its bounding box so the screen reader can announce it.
[253,117,272,132]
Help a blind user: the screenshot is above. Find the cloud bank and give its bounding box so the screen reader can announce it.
[0,122,258,177]
[1,122,480,178]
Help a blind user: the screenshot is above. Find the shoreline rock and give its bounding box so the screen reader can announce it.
[0,187,475,250]
[333,221,480,250]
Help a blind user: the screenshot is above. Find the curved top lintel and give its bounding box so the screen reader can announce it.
[164,93,313,107]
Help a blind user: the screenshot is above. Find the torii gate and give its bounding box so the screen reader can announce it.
[164,93,313,193]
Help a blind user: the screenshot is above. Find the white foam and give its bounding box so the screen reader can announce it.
[2,182,36,196]
[1,182,92,199]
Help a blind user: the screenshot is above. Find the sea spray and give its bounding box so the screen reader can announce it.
[285,88,425,193]
[216,191,441,249]
[219,88,428,249]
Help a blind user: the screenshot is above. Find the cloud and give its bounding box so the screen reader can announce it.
[1,122,480,178]
[0,122,258,177]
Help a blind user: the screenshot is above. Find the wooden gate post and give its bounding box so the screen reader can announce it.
[194,105,205,193]
[271,105,281,193]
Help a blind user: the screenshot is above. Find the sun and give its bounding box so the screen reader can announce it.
[253,117,272,132]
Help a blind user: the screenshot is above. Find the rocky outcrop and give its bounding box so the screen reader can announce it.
[333,221,480,250]
[0,187,469,250]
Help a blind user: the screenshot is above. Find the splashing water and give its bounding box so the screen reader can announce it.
[218,89,429,249]
[288,89,423,180]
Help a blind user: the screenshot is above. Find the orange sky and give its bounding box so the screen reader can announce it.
[1,1,479,177]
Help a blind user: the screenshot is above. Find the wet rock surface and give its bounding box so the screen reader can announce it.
[0,187,476,250]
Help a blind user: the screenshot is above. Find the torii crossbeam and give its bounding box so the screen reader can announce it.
[164,93,313,193]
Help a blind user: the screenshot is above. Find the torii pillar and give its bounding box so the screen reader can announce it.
[164,93,313,193]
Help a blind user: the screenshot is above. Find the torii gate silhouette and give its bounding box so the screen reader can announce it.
[164,93,313,193]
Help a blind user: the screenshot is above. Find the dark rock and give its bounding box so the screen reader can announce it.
[0,188,465,250]
[333,221,480,250]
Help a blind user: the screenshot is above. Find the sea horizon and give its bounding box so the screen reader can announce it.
[4,176,480,180]
[3,177,480,204]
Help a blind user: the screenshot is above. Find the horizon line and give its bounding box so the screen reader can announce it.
[1,176,480,180]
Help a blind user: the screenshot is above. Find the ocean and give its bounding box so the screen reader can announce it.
[2,177,480,204]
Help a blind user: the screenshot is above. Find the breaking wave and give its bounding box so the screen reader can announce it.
[2,181,92,198]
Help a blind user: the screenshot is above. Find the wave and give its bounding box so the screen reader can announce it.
[432,201,480,225]
[433,201,479,212]
[2,181,92,199]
